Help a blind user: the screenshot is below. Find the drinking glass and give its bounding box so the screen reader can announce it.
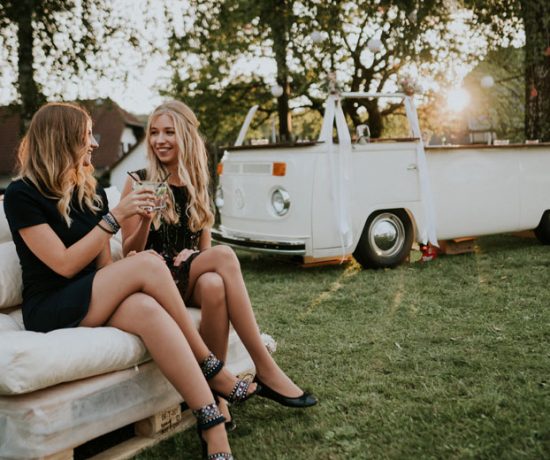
[132,181,168,211]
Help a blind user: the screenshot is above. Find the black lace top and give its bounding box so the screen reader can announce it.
[135,169,201,266]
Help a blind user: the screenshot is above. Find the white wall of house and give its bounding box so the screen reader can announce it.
[109,140,147,191]
[120,127,138,157]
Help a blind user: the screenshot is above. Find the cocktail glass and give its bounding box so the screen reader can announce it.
[132,181,168,211]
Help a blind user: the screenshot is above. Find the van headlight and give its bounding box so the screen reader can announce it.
[215,186,224,208]
[271,188,290,216]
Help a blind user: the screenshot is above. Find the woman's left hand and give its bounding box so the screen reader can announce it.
[173,249,199,267]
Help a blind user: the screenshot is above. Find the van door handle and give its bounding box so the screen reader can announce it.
[407,164,417,170]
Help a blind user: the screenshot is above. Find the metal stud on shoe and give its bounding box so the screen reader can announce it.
[201,352,224,380]
[193,402,225,430]
[207,453,234,460]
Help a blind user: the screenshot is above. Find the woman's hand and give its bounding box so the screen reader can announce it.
[173,249,199,267]
[111,189,156,222]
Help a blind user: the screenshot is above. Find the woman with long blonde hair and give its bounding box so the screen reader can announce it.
[122,100,317,429]
[3,102,253,459]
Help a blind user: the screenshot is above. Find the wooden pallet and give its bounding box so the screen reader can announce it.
[301,255,353,267]
[438,237,477,255]
[41,404,195,460]
[511,230,536,239]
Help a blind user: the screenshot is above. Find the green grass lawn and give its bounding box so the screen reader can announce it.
[137,235,550,459]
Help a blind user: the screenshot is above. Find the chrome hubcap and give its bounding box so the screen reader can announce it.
[368,213,406,257]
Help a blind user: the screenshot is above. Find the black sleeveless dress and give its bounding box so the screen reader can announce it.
[134,169,201,296]
[3,179,108,332]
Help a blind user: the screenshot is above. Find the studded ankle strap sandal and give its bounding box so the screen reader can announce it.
[200,352,261,404]
[193,402,234,460]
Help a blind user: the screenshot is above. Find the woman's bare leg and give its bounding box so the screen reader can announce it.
[190,273,232,421]
[191,273,230,360]
[80,251,255,399]
[187,245,303,397]
[95,291,229,455]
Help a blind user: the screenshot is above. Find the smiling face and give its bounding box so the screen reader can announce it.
[80,118,98,167]
[149,113,178,167]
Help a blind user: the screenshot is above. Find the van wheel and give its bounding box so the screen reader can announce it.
[353,210,413,269]
[534,210,550,244]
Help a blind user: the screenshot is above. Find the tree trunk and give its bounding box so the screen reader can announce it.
[16,1,44,132]
[266,0,292,141]
[521,0,550,141]
[366,101,383,139]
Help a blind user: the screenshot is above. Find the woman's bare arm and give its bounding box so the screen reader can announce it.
[120,177,154,255]
[96,240,113,268]
[199,228,212,251]
[19,188,154,278]
[20,223,113,278]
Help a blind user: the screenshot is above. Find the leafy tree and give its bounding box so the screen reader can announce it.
[462,0,550,141]
[0,0,153,129]
[166,0,481,143]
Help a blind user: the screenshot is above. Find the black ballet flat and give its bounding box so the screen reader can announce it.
[254,377,318,408]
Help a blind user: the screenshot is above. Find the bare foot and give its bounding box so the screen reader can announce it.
[209,367,258,401]
[202,423,231,456]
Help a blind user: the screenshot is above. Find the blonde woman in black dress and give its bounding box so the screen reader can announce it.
[3,102,252,460]
[121,101,317,427]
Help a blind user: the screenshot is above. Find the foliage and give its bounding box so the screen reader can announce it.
[463,47,525,142]
[0,0,156,126]
[137,234,550,459]
[460,0,550,141]
[166,0,480,143]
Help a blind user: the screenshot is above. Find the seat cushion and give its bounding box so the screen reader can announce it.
[0,197,11,244]
[0,308,202,395]
[0,242,23,310]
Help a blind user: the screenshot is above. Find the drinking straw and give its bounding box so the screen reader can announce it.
[127,171,141,182]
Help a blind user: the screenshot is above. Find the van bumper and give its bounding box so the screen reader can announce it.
[212,227,307,255]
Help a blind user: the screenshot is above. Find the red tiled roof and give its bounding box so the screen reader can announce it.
[0,99,145,176]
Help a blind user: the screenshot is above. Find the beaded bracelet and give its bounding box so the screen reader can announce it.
[102,212,120,233]
[108,211,121,228]
[97,221,116,235]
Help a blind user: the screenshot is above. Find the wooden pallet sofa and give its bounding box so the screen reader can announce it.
[0,187,256,460]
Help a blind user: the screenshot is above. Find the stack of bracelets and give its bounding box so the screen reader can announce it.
[97,212,121,235]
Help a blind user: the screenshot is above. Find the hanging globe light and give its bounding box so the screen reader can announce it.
[310,30,324,44]
[367,38,383,53]
[480,75,494,88]
[270,85,284,98]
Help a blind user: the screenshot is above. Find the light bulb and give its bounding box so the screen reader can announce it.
[270,85,284,98]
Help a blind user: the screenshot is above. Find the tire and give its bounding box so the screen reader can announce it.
[353,209,414,269]
[534,210,550,244]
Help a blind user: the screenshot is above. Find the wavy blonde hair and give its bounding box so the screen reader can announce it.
[146,100,214,232]
[16,102,103,226]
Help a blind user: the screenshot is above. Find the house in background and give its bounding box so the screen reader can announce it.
[106,140,148,192]
[0,99,145,191]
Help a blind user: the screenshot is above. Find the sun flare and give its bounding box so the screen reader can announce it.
[446,88,470,112]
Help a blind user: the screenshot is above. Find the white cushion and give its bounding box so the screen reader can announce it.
[0,312,20,332]
[0,307,202,395]
[0,242,23,310]
[0,198,11,244]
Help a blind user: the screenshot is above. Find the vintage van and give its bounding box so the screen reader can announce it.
[213,92,550,268]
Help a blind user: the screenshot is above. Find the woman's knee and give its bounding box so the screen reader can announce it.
[212,245,240,270]
[133,252,172,279]
[196,273,225,305]
[113,293,170,332]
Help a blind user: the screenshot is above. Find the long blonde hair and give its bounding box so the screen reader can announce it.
[16,102,103,226]
[146,100,214,232]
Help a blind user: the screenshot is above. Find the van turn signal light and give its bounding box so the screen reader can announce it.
[273,162,286,176]
[216,163,223,176]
